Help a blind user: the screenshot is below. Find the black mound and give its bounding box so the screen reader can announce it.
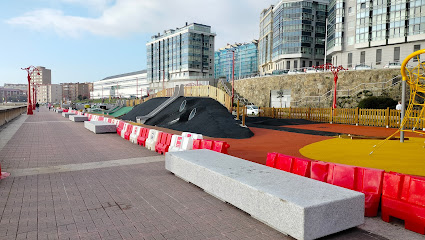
[121,97,253,139]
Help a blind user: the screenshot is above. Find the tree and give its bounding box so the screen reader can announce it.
[78,95,83,101]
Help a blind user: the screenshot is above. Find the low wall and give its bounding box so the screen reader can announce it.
[0,106,27,127]
[234,69,402,107]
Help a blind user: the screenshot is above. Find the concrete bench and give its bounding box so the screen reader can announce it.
[56,109,63,113]
[69,115,88,122]
[62,112,76,118]
[165,150,364,240]
[84,121,116,134]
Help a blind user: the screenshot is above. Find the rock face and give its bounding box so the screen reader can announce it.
[234,69,404,108]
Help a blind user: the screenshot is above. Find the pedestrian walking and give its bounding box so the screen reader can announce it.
[36,102,40,112]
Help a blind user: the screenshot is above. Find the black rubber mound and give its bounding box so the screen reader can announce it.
[120,97,254,139]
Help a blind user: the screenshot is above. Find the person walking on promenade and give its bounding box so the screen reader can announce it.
[36,102,39,112]
[396,101,402,111]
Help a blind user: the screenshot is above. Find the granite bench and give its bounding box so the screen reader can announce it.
[165,150,364,240]
[62,112,76,118]
[69,115,89,122]
[84,121,116,134]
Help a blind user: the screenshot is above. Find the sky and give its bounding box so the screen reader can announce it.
[0,0,277,86]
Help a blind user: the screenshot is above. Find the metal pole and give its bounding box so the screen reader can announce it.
[232,50,235,111]
[136,77,138,98]
[324,18,328,65]
[400,80,406,142]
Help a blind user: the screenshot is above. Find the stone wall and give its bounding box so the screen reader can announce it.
[234,69,403,108]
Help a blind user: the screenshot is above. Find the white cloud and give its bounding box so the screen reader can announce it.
[6,0,277,48]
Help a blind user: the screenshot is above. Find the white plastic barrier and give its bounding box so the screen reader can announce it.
[103,117,110,122]
[182,132,203,140]
[145,129,161,151]
[92,115,99,121]
[129,126,141,144]
[120,123,130,138]
[169,135,193,152]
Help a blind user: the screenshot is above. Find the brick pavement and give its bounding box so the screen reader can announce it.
[0,108,399,240]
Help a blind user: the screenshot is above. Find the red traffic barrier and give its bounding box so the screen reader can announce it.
[98,116,104,121]
[200,139,214,150]
[63,109,69,112]
[156,133,173,154]
[193,139,202,150]
[381,172,425,234]
[124,124,133,140]
[291,158,312,177]
[327,163,356,190]
[212,141,230,154]
[116,121,125,135]
[137,128,149,147]
[355,167,384,217]
[0,163,10,180]
[275,154,293,172]
[310,161,329,182]
[266,152,278,168]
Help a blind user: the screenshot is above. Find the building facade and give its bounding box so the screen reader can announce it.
[0,88,26,103]
[259,6,275,75]
[30,66,51,85]
[146,23,215,89]
[272,0,328,70]
[61,83,93,101]
[92,70,149,99]
[36,84,62,103]
[327,0,425,68]
[4,84,28,92]
[214,41,259,81]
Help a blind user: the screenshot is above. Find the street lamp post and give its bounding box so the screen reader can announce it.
[324,18,328,65]
[21,66,39,115]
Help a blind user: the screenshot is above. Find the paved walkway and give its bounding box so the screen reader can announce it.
[0,108,421,240]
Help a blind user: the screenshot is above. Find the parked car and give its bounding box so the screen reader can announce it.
[304,67,317,73]
[384,62,402,69]
[353,64,372,70]
[246,105,259,115]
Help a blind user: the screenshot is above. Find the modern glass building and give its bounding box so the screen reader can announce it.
[272,0,328,71]
[214,41,259,81]
[146,23,215,89]
[92,70,149,99]
[327,0,425,68]
[259,6,275,75]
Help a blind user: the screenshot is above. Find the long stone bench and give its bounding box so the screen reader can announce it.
[84,121,116,134]
[69,115,88,122]
[165,150,364,240]
[62,112,76,118]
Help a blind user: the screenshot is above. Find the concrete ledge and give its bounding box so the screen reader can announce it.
[84,121,116,134]
[62,112,76,118]
[56,109,63,113]
[69,115,88,122]
[165,150,364,240]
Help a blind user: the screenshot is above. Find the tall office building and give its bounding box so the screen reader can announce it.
[214,41,259,80]
[259,1,328,74]
[327,0,425,68]
[272,0,328,70]
[31,66,51,85]
[146,23,215,90]
[259,6,275,75]
[61,82,93,101]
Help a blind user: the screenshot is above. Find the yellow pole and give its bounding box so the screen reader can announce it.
[237,100,240,120]
[242,106,246,126]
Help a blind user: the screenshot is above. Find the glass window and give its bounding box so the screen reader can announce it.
[376,49,382,65]
[413,45,421,62]
[348,53,353,68]
[394,47,400,62]
[360,51,365,64]
[294,60,298,69]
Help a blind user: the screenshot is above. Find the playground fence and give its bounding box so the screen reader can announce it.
[259,107,424,129]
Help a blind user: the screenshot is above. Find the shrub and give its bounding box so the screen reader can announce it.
[357,96,397,109]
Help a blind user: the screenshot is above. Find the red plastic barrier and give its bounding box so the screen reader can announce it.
[310,161,329,182]
[200,139,214,150]
[275,154,293,172]
[87,114,93,120]
[266,152,278,168]
[98,116,104,121]
[116,121,125,135]
[156,133,173,154]
[327,163,356,190]
[0,163,10,180]
[155,132,165,153]
[63,109,69,112]
[107,118,112,123]
[212,141,230,154]
[355,167,384,217]
[381,172,425,234]
[193,139,202,150]
[291,158,312,177]
[137,128,149,146]
[124,124,133,140]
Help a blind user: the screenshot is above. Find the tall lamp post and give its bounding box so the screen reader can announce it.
[21,66,39,115]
